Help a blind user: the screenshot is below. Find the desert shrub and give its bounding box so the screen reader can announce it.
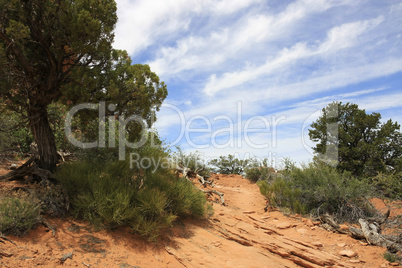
[257,177,306,214]
[245,158,276,182]
[257,161,374,222]
[173,147,211,177]
[383,251,401,264]
[56,138,209,240]
[209,154,249,175]
[0,192,42,235]
[0,111,33,154]
[371,172,402,200]
[29,182,70,217]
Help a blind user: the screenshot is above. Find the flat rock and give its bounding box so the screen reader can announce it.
[276,222,291,229]
[311,241,323,247]
[297,228,308,234]
[243,211,256,214]
[349,259,361,263]
[339,250,357,258]
[305,219,315,227]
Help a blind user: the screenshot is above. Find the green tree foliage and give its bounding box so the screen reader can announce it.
[309,102,402,176]
[0,0,167,170]
[209,154,249,175]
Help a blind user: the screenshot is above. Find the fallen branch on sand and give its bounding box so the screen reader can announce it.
[175,165,225,205]
[320,211,401,252]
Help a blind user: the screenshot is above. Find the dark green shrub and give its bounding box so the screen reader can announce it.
[0,192,42,236]
[371,172,402,200]
[257,177,306,214]
[55,139,210,240]
[209,154,249,175]
[0,111,33,154]
[257,161,374,222]
[245,158,276,182]
[383,251,401,264]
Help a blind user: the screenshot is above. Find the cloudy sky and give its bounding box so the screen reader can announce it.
[113,0,402,167]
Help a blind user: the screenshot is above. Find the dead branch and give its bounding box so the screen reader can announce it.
[319,212,401,252]
[42,220,57,237]
[197,174,215,187]
[175,166,225,205]
[175,165,192,183]
[200,189,225,205]
[359,218,402,252]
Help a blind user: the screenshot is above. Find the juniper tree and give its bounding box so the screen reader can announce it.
[0,0,167,171]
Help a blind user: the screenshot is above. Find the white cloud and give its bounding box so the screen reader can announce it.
[114,0,263,55]
[146,0,351,76]
[203,16,384,95]
[114,1,402,165]
[155,57,402,140]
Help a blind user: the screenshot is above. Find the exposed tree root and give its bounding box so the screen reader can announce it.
[175,165,225,205]
[0,157,53,182]
[200,189,225,206]
[319,211,401,252]
[0,157,70,217]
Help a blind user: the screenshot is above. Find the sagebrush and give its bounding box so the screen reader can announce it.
[257,161,375,222]
[0,191,42,236]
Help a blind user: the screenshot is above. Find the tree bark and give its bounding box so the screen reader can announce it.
[28,105,58,172]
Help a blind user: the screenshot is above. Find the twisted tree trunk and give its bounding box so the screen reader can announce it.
[28,105,58,172]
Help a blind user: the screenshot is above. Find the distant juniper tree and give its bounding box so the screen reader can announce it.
[209,155,249,175]
[309,102,401,176]
[0,0,167,171]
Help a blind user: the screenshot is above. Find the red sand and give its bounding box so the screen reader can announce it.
[0,163,400,267]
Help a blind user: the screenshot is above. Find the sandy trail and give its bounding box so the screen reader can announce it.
[0,172,396,267]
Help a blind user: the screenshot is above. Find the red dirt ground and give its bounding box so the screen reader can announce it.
[0,159,400,267]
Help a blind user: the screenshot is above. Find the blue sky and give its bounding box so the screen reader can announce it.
[113,0,402,167]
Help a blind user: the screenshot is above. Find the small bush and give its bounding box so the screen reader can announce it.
[30,182,69,216]
[56,141,209,240]
[173,147,211,178]
[0,192,42,236]
[383,251,401,264]
[245,158,276,182]
[371,172,402,200]
[0,111,33,154]
[257,161,374,222]
[257,177,306,214]
[209,154,249,175]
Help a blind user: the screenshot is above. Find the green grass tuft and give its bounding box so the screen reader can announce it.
[55,153,209,240]
[0,192,42,236]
